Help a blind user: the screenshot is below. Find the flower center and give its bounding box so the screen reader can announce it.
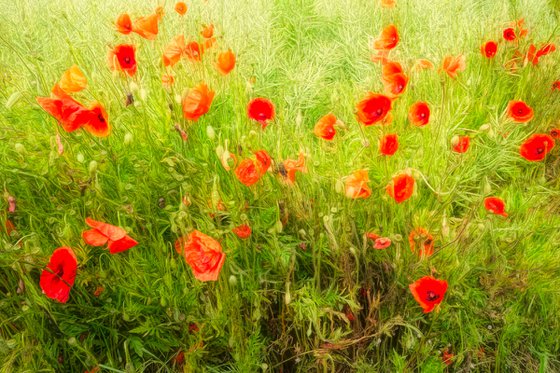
[536,147,544,154]
[426,291,439,301]
[124,57,131,64]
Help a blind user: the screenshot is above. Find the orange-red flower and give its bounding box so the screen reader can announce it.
[409,276,447,313]
[40,247,77,303]
[201,24,214,38]
[442,349,454,366]
[175,230,226,282]
[373,24,399,51]
[550,128,560,139]
[503,27,516,41]
[247,98,275,128]
[58,65,87,93]
[216,49,236,75]
[386,173,414,203]
[182,83,215,121]
[356,93,392,125]
[108,44,137,76]
[234,150,271,186]
[37,86,109,137]
[373,237,391,249]
[382,61,408,97]
[527,43,556,65]
[552,81,560,91]
[345,170,371,199]
[507,100,533,123]
[519,134,555,161]
[82,218,138,254]
[163,34,186,67]
[184,41,204,61]
[379,133,398,156]
[481,41,498,58]
[232,224,251,239]
[116,13,133,34]
[484,197,508,217]
[451,135,470,153]
[175,2,188,15]
[440,54,466,79]
[131,10,162,40]
[409,227,434,257]
[408,102,430,127]
[279,152,306,184]
[314,113,337,140]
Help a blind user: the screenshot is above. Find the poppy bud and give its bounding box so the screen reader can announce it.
[479,124,490,132]
[228,275,237,286]
[284,288,291,305]
[393,234,402,242]
[88,160,98,175]
[206,125,216,139]
[349,246,357,256]
[174,94,182,104]
[15,143,25,154]
[68,337,77,345]
[77,153,84,163]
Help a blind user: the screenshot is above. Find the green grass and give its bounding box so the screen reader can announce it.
[1,0,560,371]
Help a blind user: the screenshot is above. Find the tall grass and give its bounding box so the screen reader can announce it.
[1,0,560,371]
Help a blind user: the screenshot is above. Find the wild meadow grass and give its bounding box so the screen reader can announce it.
[1,0,560,371]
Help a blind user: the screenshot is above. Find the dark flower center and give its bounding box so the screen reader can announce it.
[426,291,440,301]
[97,113,105,122]
[536,147,544,154]
[124,57,131,64]
[424,238,432,245]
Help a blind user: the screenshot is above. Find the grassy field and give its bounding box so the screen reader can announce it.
[1,0,560,371]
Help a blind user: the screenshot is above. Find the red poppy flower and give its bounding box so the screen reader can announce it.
[182,83,215,121]
[247,98,275,128]
[503,27,516,41]
[379,133,399,156]
[232,224,251,239]
[442,349,454,366]
[373,24,399,51]
[175,2,188,16]
[484,197,508,217]
[382,61,404,76]
[82,218,138,254]
[175,230,226,282]
[440,54,466,79]
[507,100,533,123]
[37,86,110,137]
[201,24,214,39]
[356,93,392,126]
[37,88,88,133]
[374,237,392,249]
[108,44,137,76]
[550,128,560,139]
[451,135,470,153]
[280,152,306,184]
[386,173,415,203]
[314,113,337,140]
[58,65,87,94]
[162,34,186,67]
[116,13,133,34]
[481,41,498,58]
[408,227,434,257]
[345,170,371,199]
[552,81,560,91]
[131,10,162,40]
[383,72,408,97]
[184,41,203,61]
[234,150,271,186]
[39,247,78,303]
[408,102,430,127]
[216,49,236,75]
[528,43,557,65]
[409,276,448,313]
[519,134,555,161]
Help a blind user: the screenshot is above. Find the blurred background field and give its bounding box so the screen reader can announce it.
[1,0,560,371]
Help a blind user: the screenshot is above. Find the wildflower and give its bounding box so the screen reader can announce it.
[40,247,78,303]
[175,230,226,282]
[82,218,138,254]
[409,276,448,313]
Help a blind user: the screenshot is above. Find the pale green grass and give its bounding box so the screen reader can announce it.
[1,0,560,372]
